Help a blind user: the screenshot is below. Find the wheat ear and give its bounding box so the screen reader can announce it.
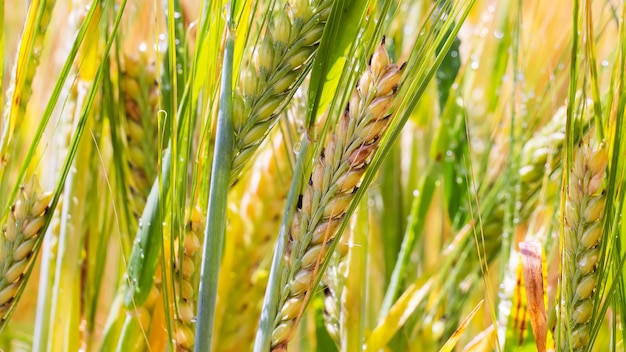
[216,135,293,351]
[230,0,331,184]
[0,179,52,325]
[562,143,607,351]
[173,205,205,351]
[109,50,162,351]
[121,52,160,221]
[480,107,571,253]
[270,41,403,351]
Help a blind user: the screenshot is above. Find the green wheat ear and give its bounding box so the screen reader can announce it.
[230,0,332,184]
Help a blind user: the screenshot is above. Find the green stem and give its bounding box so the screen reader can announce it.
[194,23,235,352]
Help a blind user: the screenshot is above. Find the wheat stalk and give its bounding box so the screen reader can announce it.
[561,143,606,351]
[230,0,331,184]
[270,41,403,350]
[215,135,293,351]
[0,179,52,326]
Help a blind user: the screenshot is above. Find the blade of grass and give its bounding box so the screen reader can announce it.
[438,300,483,352]
[366,277,434,351]
[194,11,235,352]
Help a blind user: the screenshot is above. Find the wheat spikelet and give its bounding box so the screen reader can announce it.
[562,143,606,351]
[270,41,403,351]
[121,51,160,221]
[173,205,205,351]
[230,0,332,184]
[215,135,293,351]
[0,179,52,327]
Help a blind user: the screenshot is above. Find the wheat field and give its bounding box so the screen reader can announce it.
[0,0,625,351]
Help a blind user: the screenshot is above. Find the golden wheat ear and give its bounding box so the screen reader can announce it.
[270,41,404,351]
[0,179,52,323]
[562,143,607,351]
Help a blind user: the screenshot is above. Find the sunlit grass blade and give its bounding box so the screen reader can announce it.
[438,300,483,352]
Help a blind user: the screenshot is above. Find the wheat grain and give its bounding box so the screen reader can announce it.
[230,0,332,184]
[270,41,403,350]
[562,143,606,351]
[0,179,52,327]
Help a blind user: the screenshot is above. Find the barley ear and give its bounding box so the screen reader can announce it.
[561,143,607,351]
[270,42,403,350]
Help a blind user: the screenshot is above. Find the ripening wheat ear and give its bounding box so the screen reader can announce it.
[121,51,160,222]
[561,143,607,351]
[270,41,404,351]
[174,205,205,351]
[0,179,52,328]
[230,0,332,184]
[103,48,162,350]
